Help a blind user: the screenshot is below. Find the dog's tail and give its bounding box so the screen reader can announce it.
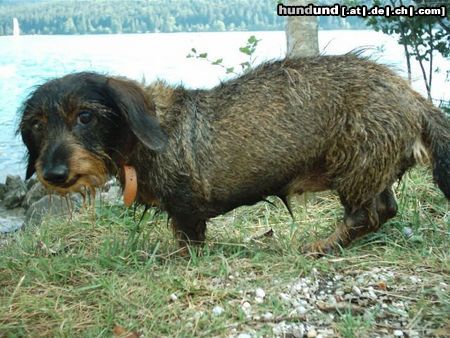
[421,106,450,199]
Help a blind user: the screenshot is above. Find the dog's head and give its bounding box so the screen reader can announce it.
[18,72,167,195]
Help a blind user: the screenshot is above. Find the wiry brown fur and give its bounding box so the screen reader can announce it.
[19,54,450,255]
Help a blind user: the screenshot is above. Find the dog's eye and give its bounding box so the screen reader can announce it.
[77,111,93,125]
[32,121,41,130]
[31,119,43,132]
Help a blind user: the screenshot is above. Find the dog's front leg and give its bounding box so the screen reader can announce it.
[171,216,207,250]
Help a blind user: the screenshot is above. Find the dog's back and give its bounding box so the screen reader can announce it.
[186,55,445,212]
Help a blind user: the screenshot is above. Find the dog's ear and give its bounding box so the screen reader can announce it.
[22,129,38,179]
[17,94,41,180]
[105,78,168,152]
[17,120,38,180]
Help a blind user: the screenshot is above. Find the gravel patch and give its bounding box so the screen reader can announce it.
[223,266,445,337]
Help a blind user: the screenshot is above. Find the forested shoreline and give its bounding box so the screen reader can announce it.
[0,0,367,36]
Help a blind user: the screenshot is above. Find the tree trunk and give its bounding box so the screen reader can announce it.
[285,0,319,57]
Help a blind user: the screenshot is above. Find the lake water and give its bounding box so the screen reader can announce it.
[0,30,449,181]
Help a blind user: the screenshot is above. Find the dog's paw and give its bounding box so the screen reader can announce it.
[301,240,337,258]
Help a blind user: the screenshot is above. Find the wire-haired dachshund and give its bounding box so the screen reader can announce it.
[18,54,450,255]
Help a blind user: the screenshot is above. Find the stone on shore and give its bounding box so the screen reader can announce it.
[3,175,27,209]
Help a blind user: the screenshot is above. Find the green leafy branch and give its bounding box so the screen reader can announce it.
[187,35,261,75]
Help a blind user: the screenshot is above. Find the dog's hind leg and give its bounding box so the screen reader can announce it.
[302,185,399,256]
[302,198,380,256]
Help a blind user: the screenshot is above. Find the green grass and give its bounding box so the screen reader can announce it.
[0,168,448,337]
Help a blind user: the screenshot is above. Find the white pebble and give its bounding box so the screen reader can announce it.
[296,306,307,315]
[327,295,337,304]
[255,288,266,299]
[368,291,377,300]
[335,289,344,296]
[367,286,378,300]
[352,286,362,296]
[169,293,178,301]
[194,311,204,319]
[272,323,285,336]
[241,301,252,315]
[394,329,404,336]
[307,328,318,337]
[406,330,419,338]
[262,312,273,320]
[290,299,300,307]
[402,226,413,238]
[212,305,224,316]
[344,294,353,301]
[237,333,252,338]
[292,324,305,338]
[409,276,420,283]
[279,292,291,302]
[255,297,264,304]
[292,283,303,293]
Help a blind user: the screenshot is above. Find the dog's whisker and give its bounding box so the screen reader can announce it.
[79,189,87,209]
[64,195,73,222]
[90,186,95,206]
[89,186,96,223]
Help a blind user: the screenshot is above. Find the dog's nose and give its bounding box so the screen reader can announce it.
[42,164,69,184]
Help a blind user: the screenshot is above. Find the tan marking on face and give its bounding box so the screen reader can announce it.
[35,138,108,196]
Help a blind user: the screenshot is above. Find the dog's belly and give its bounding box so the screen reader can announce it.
[205,166,330,216]
[285,172,331,195]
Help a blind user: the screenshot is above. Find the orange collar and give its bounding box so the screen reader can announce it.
[123,165,137,207]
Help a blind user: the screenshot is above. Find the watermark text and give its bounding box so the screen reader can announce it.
[277,3,447,18]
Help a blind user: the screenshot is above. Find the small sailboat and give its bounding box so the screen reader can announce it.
[13,18,20,36]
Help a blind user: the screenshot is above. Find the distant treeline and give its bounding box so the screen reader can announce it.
[0,0,367,36]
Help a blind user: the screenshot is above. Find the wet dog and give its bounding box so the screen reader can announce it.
[18,54,450,254]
